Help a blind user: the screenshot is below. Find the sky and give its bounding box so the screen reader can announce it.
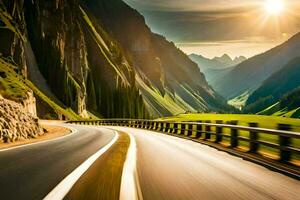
[124,0,300,58]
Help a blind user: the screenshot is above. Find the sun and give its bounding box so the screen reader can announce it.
[265,0,284,15]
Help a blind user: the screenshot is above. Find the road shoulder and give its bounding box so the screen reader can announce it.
[0,124,70,150]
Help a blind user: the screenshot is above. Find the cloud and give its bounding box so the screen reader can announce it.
[132,3,300,42]
[124,0,259,11]
[124,0,300,57]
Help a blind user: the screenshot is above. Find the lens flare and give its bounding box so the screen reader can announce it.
[265,0,284,15]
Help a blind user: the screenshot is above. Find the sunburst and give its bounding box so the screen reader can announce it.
[265,0,284,16]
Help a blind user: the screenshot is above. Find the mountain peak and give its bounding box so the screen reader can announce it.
[213,54,233,64]
[233,56,247,64]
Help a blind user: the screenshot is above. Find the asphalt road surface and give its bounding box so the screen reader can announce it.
[113,127,300,200]
[0,124,115,200]
[0,124,299,200]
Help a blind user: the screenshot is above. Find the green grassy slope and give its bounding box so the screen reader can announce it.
[258,88,300,119]
[0,58,82,120]
[245,56,300,111]
[242,56,300,118]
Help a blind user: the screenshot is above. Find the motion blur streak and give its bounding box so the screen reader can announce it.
[120,133,143,200]
[112,127,300,200]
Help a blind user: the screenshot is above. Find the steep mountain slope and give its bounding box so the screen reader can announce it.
[214,33,300,99]
[256,88,300,119]
[189,54,245,88]
[0,0,231,119]
[80,0,232,116]
[244,57,300,115]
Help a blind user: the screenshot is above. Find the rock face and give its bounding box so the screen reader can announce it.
[21,91,37,117]
[0,95,44,143]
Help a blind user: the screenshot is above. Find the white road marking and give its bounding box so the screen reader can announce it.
[0,126,77,152]
[119,132,143,200]
[44,131,119,200]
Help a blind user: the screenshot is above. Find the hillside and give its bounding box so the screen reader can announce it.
[244,56,300,117]
[189,54,245,88]
[257,88,300,118]
[0,0,231,119]
[213,32,300,99]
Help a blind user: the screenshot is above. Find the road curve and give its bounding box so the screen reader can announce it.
[0,124,116,200]
[112,127,300,200]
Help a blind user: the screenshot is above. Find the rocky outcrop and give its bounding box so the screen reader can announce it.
[21,91,37,117]
[0,95,44,143]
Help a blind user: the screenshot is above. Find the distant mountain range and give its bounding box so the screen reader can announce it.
[189,54,246,88]
[213,32,300,100]
[189,32,300,118]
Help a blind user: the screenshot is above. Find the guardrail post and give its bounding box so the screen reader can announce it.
[140,121,143,128]
[168,123,173,133]
[147,122,150,129]
[205,121,211,140]
[249,123,258,153]
[156,122,160,130]
[161,123,165,132]
[171,123,178,134]
[187,124,193,137]
[195,121,202,138]
[173,123,178,134]
[180,124,185,135]
[278,124,292,162]
[230,121,238,148]
[139,121,143,128]
[165,123,170,133]
[141,121,144,128]
[159,122,163,131]
[160,122,164,131]
[215,120,223,143]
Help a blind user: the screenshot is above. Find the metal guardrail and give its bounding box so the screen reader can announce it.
[67,119,300,164]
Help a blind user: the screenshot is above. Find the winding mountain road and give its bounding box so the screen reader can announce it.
[0,124,299,200]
